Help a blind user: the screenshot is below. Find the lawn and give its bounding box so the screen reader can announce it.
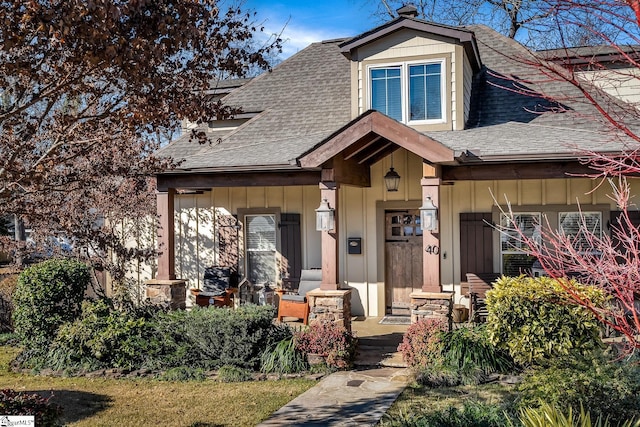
[0,346,315,426]
[379,381,516,425]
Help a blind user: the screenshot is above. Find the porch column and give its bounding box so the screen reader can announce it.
[146,187,186,310]
[421,176,441,292]
[156,188,176,280]
[319,181,339,290]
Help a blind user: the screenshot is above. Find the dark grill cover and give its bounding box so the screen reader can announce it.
[203,267,231,296]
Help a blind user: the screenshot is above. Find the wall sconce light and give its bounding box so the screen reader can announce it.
[420,196,438,232]
[384,154,400,192]
[315,198,335,231]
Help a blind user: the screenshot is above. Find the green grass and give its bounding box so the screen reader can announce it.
[0,346,315,426]
[380,381,516,426]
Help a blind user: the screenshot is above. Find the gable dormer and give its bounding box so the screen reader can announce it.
[339,10,481,131]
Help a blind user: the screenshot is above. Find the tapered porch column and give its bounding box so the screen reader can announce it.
[421,177,441,292]
[156,188,176,280]
[319,181,339,290]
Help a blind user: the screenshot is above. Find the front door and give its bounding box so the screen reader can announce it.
[385,210,423,315]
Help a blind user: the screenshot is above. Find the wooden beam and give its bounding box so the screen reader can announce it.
[321,156,371,187]
[356,141,394,165]
[343,134,382,160]
[298,111,454,168]
[157,170,321,191]
[441,161,595,181]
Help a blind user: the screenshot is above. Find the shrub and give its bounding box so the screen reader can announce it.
[397,318,447,368]
[155,304,285,370]
[159,366,206,382]
[0,389,62,427]
[440,325,515,384]
[217,365,253,382]
[293,321,357,369]
[44,299,159,372]
[261,336,309,374]
[485,275,607,365]
[516,403,640,427]
[13,259,90,350]
[0,274,17,332]
[515,351,640,425]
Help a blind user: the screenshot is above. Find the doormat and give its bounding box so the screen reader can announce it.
[379,316,411,325]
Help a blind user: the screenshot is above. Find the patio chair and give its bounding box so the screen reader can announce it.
[276,269,322,324]
[466,272,501,322]
[195,266,236,308]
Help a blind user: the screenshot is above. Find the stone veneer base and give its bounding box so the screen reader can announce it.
[146,279,187,310]
[306,289,352,333]
[409,291,454,330]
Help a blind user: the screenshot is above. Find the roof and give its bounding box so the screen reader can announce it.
[158,39,351,171]
[159,20,635,173]
[339,16,481,71]
[537,45,640,65]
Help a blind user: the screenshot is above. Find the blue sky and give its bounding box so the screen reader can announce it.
[244,0,380,58]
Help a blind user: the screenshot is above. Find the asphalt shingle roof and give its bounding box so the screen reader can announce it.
[159,39,351,171]
[159,21,635,171]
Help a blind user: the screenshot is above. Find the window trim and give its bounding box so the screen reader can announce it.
[492,205,610,275]
[238,208,282,285]
[367,58,446,125]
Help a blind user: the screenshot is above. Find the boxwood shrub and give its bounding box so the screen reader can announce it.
[485,275,607,365]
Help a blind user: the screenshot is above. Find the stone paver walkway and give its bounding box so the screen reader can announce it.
[257,367,409,426]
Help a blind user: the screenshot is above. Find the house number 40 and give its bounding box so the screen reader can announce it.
[425,245,440,255]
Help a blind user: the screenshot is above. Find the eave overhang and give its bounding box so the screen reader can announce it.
[298,110,455,169]
[339,17,482,71]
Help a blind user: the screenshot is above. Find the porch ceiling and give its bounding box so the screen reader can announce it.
[297,110,455,169]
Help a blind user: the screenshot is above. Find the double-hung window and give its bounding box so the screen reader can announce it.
[369,60,444,124]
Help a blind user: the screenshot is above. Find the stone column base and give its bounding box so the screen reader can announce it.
[410,291,453,330]
[146,279,187,310]
[307,289,352,333]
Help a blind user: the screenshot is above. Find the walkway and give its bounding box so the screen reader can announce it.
[258,317,410,427]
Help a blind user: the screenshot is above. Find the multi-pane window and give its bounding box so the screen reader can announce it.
[370,61,444,124]
[245,214,277,284]
[559,212,602,252]
[409,64,442,120]
[371,67,402,121]
[500,213,541,276]
[499,211,603,275]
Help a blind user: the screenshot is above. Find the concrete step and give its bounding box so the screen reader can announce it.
[354,345,407,368]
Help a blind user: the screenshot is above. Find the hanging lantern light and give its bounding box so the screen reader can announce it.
[384,153,400,192]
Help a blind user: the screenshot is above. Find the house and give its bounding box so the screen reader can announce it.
[146,6,640,326]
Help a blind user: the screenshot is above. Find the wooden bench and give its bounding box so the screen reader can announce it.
[465,273,501,322]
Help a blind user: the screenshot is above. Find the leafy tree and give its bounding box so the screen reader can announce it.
[0,1,280,283]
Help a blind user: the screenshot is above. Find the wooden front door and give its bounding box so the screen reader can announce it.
[385,210,423,315]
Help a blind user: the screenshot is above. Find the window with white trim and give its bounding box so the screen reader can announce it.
[245,214,277,284]
[500,213,541,276]
[559,211,602,252]
[369,60,444,124]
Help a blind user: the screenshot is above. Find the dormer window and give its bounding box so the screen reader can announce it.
[369,60,445,124]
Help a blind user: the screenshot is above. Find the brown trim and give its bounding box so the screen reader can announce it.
[339,17,481,71]
[157,171,321,191]
[441,161,596,181]
[298,111,455,168]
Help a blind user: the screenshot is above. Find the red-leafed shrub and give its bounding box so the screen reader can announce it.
[293,321,357,369]
[0,389,62,426]
[397,318,448,367]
